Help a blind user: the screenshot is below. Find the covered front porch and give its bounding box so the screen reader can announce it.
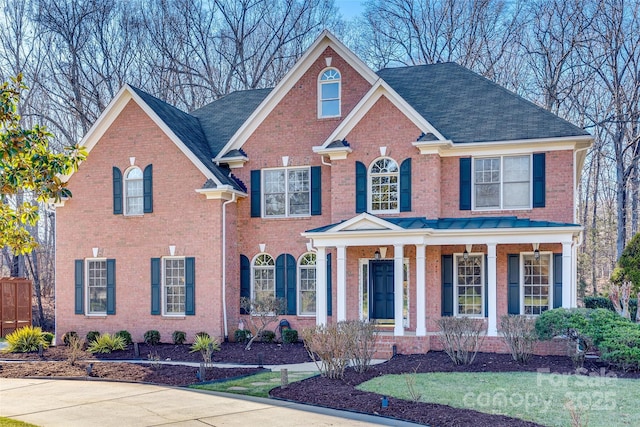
[304,213,582,339]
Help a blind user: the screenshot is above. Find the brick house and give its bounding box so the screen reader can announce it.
[55,31,591,355]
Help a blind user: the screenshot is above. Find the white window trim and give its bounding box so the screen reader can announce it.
[85,257,107,316]
[368,157,400,214]
[124,166,144,216]
[162,256,186,317]
[262,166,311,218]
[297,252,317,317]
[472,154,532,211]
[519,252,553,316]
[317,67,341,119]
[453,253,484,317]
[251,253,276,302]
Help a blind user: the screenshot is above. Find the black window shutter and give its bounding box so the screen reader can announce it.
[143,164,153,213]
[106,259,116,315]
[311,166,322,215]
[240,255,250,314]
[327,253,332,316]
[286,254,297,315]
[276,254,286,302]
[74,260,84,314]
[553,253,563,309]
[533,153,546,208]
[113,167,123,214]
[459,158,471,210]
[507,254,520,314]
[441,255,453,316]
[400,158,412,212]
[150,258,161,315]
[355,161,366,213]
[484,254,488,318]
[185,257,195,315]
[250,170,261,217]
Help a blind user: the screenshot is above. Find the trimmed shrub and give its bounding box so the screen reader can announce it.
[599,326,640,371]
[500,315,538,364]
[258,330,276,343]
[87,333,126,353]
[534,308,590,340]
[282,329,298,344]
[584,296,637,320]
[435,317,484,365]
[42,332,55,345]
[190,334,220,363]
[234,329,251,343]
[4,326,48,353]
[115,330,133,345]
[86,331,101,343]
[172,330,186,345]
[143,330,161,346]
[62,331,78,346]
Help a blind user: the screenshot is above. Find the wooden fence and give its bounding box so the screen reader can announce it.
[1,278,32,337]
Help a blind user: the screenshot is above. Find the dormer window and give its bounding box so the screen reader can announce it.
[319,68,341,118]
[125,167,144,215]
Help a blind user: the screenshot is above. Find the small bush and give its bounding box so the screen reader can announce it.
[86,331,101,343]
[599,325,640,371]
[282,329,298,344]
[234,329,251,343]
[42,332,55,345]
[341,319,377,373]
[115,330,133,345]
[500,315,538,364]
[584,296,638,322]
[4,326,49,353]
[258,330,276,343]
[195,331,210,339]
[435,317,484,365]
[172,330,186,345]
[190,334,220,363]
[302,323,352,379]
[66,335,85,366]
[62,331,78,346]
[143,330,161,346]
[87,333,126,354]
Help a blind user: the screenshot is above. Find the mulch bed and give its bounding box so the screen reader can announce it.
[2,343,637,426]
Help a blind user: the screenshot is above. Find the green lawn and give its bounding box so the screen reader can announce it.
[190,371,316,398]
[0,417,39,427]
[358,371,639,427]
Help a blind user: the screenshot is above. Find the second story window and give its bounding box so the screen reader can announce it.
[370,157,399,212]
[474,155,530,210]
[125,167,143,215]
[319,68,341,118]
[263,167,310,217]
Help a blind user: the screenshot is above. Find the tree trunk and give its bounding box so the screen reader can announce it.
[591,151,601,295]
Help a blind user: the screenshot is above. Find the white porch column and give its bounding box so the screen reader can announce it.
[315,246,327,325]
[487,243,498,336]
[336,245,347,321]
[562,242,573,308]
[416,244,426,336]
[394,244,404,336]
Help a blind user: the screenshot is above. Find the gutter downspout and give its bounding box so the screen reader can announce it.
[221,193,237,341]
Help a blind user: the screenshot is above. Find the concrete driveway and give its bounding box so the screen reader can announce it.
[0,378,420,426]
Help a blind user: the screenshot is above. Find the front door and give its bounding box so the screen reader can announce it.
[369,260,394,320]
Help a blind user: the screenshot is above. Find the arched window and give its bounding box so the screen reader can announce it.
[125,167,143,215]
[252,253,275,302]
[318,68,341,118]
[298,252,316,315]
[370,158,399,212]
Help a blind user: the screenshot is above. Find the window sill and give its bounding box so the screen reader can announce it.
[123,214,145,218]
[471,208,532,214]
[162,315,186,319]
[260,216,313,221]
[85,314,107,319]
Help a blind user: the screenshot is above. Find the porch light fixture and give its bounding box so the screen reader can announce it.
[463,244,472,260]
[374,250,380,260]
[532,243,540,260]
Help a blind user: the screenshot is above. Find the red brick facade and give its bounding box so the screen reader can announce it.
[56,34,587,358]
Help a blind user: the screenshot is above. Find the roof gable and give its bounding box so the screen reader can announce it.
[377,63,590,144]
[214,30,379,159]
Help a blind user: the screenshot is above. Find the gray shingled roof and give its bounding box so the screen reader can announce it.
[306,216,579,233]
[129,86,242,190]
[377,63,589,143]
[191,88,272,157]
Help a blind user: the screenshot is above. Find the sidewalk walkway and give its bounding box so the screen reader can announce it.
[0,378,422,427]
